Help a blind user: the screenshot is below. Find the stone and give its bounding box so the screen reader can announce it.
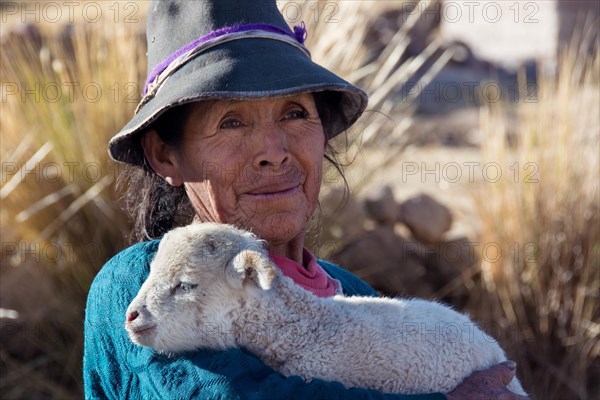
[399,193,453,243]
[331,226,434,297]
[364,185,398,225]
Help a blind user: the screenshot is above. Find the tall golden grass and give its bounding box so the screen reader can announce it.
[1,20,145,398]
[470,42,599,399]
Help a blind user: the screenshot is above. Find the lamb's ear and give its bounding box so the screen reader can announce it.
[227,250,276,290]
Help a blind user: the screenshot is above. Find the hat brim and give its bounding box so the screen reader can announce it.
[108,38,368,165]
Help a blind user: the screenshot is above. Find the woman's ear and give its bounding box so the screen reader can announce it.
[141,130,183,187]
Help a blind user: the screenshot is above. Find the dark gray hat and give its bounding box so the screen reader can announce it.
[108,0,368,164]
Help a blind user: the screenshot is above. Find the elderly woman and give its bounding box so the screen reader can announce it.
[84,1,527,399]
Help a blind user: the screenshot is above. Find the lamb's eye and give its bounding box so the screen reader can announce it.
[205,239,218,253]
[174,282,198,293]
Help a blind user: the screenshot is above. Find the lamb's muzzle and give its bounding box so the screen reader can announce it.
[126,310,139,322]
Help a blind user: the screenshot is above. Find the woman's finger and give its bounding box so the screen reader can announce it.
[495,360,517,386]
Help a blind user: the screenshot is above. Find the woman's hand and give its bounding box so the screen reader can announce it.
[446,361,530,400]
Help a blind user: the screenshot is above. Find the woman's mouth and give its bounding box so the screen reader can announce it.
[245,183,302,199]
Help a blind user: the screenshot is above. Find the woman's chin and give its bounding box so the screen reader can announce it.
[245,211,307,245]
[233,195,309,232]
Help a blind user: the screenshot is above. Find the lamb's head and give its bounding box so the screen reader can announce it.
[125,222,277,353]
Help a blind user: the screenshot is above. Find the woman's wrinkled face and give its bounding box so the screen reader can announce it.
[170,94,326,246]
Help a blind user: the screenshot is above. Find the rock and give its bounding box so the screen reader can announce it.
[416,236,478,308]
[331,227,477,301]
[331,226,434,297]
[437,236,478,274]
[364,185,397,225]
[399,193,453,243]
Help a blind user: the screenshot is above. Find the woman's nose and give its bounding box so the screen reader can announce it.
[255,124,290,168]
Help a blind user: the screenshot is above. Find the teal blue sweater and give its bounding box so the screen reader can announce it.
[83,240,446,399]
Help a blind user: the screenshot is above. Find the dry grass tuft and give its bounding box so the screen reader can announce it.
[470,43,599,399]
[1,20,146,398]
[304,0,452,181]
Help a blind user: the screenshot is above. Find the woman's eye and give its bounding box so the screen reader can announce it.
[174,282,198,292]
[219,119,242,129]
[285,109,308,120]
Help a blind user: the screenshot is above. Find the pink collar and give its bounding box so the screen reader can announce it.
[269,249,341,298]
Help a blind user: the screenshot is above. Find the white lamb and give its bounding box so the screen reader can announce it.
[125,222,526,395]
